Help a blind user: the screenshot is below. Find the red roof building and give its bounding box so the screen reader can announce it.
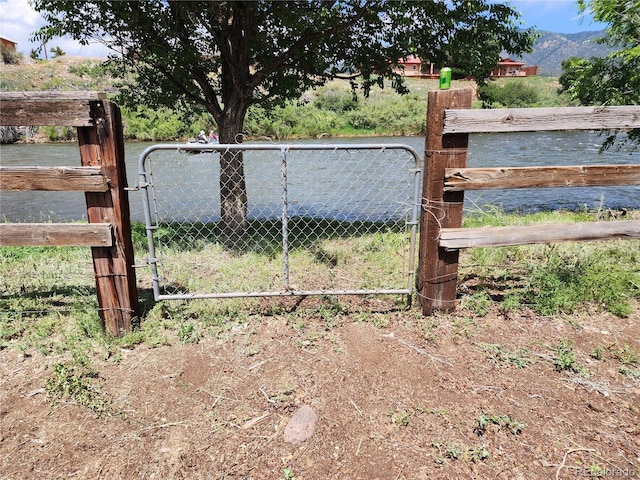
[0,36,18,51]
[393,56,439,78]
[394,56,538,79]
[491,57,538,77]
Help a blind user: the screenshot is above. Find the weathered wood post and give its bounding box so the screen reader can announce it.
[77,98,139,335]
[417,88,472,315]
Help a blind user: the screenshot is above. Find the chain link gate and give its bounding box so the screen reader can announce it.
[137,143,422,302]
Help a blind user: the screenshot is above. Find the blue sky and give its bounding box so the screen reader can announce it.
[504,0,608,33]
[0,0,608,58]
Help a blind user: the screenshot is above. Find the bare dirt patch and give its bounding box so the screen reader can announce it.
[1,299,638,479]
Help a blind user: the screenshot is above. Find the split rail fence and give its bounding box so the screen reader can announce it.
[0,92,139,336]
[2,90,639,331]
[417,88,640,315]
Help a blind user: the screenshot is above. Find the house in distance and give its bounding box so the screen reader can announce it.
[394,56,538,79]
[0,36,18,52]
[490,57,539,77]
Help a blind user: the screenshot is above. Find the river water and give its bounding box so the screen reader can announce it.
[1,131,638,222]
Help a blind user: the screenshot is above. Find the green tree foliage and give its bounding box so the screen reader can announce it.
[49,46,65,58]
[559,0,639,149]
[32,1,535,237]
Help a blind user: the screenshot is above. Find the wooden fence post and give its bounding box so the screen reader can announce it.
[417,88,472,315]
[78,99,139,335]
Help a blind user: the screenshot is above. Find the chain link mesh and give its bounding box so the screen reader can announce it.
[138,143,421,300]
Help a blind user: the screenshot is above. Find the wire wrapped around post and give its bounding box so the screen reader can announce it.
[417,88,472,315]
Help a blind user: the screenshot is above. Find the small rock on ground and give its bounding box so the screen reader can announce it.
[283,405,318,444]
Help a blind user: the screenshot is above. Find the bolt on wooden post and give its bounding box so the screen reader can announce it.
[417,88,472,315]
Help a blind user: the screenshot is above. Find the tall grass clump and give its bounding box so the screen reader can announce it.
[1,45,23,65]
[460,208,640,317]
[523,244,639,317]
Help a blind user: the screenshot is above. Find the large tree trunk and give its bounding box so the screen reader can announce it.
[218,108,248,242]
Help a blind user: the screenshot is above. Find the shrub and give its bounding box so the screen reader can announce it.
[121,105,189,141]
[478,80,540,108]
[313,88,359,113]
[1,45,22,65]
[43,126,76,142]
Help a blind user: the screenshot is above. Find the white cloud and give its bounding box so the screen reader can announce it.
[0,0,108,57]
[0,0,43,50]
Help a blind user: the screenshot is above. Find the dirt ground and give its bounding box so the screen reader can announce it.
[1,297,638,480]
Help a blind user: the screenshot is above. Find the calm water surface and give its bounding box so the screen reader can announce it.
[1,131,638,222]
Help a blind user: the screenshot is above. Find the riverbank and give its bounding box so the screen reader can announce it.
[0,56,571,143]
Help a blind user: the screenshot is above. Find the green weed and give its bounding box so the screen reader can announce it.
[523,244,639,317]
[431,440,490,464]
[282,467,296,480]
[554,339,588,375]
[418,317,439,344]
[475,412,525,436]
[500,292,523,313]
[619,366,640,378]
[354,312,390,328]
[45,362,114,417]
[268,382,297,404]
[459,210,640,318]
[452,317,476,342]
[609,343,640,366]
[178,321,202,344]
[386,407,412,426]
[468,445,490,462]
[590,345,606,360]
[565,317,583,329]
[477,343,532,369]
[461,291,492,317]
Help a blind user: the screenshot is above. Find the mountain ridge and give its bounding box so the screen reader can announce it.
[518,30,614,77]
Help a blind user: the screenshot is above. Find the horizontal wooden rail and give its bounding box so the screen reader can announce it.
[443,105,640,134]
[0,223,113,247]
[1,166,109,191]
[0,91,106,127]
[439,220,640,250]
[0,91,139,336]
[444,164,640,191]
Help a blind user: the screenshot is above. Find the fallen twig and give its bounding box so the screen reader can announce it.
[138,421,190,437]
[555,448,596,479]
[240,413,270,430]
[25,388,45,398]
[259,386,276,404]
[563,376,630,396]
[382,332,453,366]
[395,460,407,480]
[248,359,267,371]
[350,398,364,417]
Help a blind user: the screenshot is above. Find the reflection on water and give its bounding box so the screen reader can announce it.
[0,131,638,222]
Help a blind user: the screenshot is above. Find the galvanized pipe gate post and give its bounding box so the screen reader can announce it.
[280,147,291,290]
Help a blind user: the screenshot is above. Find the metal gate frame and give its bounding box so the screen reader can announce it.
[137,143,422,301]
